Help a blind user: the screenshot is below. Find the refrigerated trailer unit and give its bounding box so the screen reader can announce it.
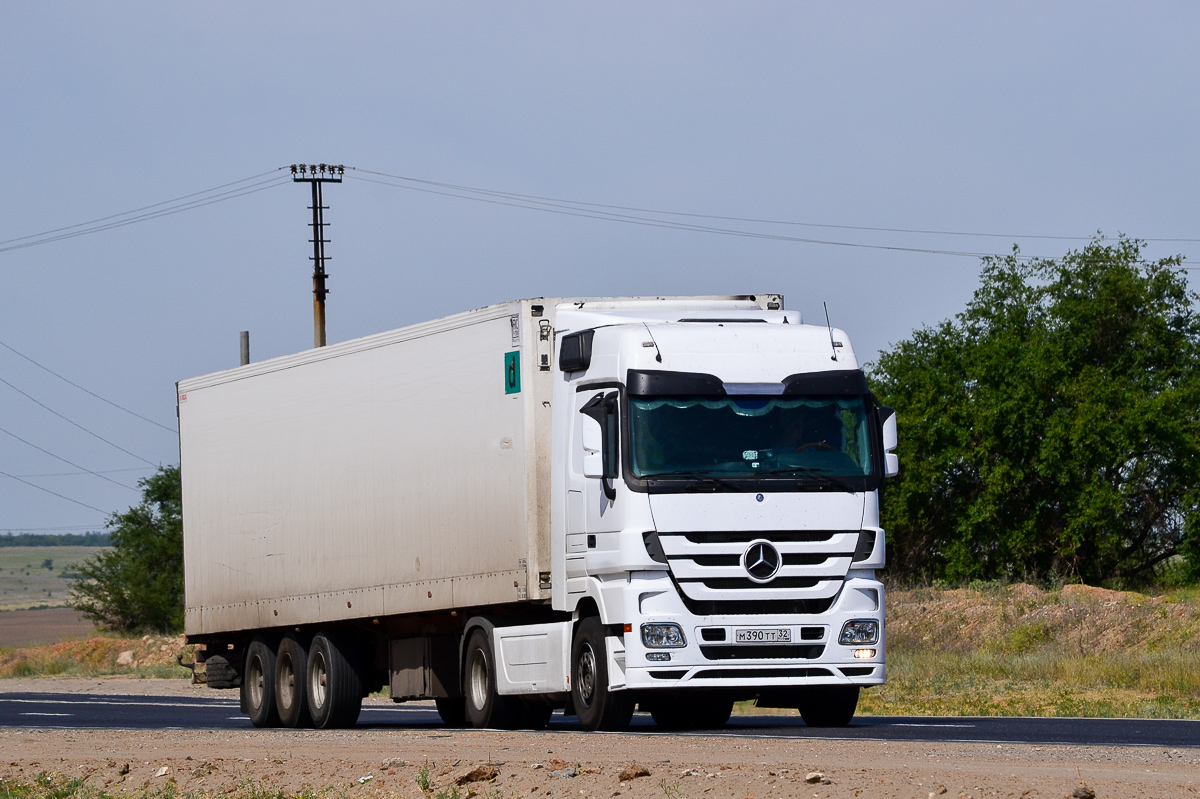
[179,295,897,730]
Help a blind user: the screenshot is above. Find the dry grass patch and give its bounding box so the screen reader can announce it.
[856,582,1200,718]
[0,634,194,679]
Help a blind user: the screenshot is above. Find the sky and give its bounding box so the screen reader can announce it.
[1,3,1198,535]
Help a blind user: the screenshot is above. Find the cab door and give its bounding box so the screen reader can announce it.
[567,389,620,580]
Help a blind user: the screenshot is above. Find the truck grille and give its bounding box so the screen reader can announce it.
[699,644,825,660]
[656,529,863,615]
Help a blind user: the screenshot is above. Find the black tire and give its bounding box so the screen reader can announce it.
[435,697,467,727]
[275,634,311,728]
[307,632,364,729]
[463,629,522,729]
[797,685,859,727]
[242,637,280,728]
[521,701,555,730]
[571,617,634,732]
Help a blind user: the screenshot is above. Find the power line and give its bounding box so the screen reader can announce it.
[348,172,1023,261]
[0,525,103,533]
[0,424,139,491]
[7,467,151,478]
[351,167,1200,245]
[0,339,175,434]
[0,469,108,513]
[0,174,290,255]
[0,376,157,467]
[0,169,284,247]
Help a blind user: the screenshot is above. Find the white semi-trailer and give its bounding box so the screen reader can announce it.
[179,295,897,731]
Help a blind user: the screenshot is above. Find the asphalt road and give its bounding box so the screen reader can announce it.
[1,692,1198,748]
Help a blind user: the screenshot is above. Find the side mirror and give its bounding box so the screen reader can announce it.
[582,416,604,478]
[580,391,619,498]
[878,406,898,478]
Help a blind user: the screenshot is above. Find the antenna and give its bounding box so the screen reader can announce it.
[823,302,838,361]
[642,323,663,363]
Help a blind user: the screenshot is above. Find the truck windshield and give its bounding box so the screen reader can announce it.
[630,395,873,480]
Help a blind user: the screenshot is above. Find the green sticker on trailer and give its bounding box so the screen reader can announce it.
[505,351,521,394]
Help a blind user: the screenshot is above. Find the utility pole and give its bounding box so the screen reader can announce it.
[291,164,344,348]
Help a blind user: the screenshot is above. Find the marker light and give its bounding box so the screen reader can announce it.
[641,623,687,648]
[839,619,880,645]
[646,652,672,662]
[853,649,876,659]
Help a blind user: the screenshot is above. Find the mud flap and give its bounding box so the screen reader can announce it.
[604,635,627,691]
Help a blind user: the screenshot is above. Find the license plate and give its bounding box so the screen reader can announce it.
[734,627,791,644]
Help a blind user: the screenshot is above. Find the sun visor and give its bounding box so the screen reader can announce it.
[781,369,869,395]
[627,369,726,396]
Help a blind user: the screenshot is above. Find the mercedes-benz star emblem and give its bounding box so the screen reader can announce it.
[742,540,781,583]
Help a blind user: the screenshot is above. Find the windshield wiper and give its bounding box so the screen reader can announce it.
[750,466,860,492]
[642,471,742,491]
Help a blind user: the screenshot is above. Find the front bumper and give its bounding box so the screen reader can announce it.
[612,571,885,691]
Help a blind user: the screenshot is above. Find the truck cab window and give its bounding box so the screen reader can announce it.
[630,394,872,481]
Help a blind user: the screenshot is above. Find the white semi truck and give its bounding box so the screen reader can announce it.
[179,294,896,731]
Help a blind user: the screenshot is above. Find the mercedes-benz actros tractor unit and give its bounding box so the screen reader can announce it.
[179,294,897,731]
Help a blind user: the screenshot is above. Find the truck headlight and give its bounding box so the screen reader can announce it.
[839,620,879,645]
[641,623,687,648]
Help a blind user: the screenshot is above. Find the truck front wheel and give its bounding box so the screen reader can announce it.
[242,637,280,728]
[463,629,521,729]
[797,685,859,727]
[307,632,363,729]
[571,617,634,732]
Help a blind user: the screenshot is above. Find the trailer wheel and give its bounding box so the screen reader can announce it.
[797,685,859,727]
[463,628,521,729]
[571,617,634,732]
[275,634,311,728]
[242,638,280,728]
[434,697,467,727]
[307,632,363,729]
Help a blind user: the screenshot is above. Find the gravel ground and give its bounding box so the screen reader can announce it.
[1,678,1199,799]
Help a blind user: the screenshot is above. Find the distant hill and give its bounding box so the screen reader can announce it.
[0,533,111,547]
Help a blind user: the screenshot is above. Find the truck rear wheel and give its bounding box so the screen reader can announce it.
[242,637,280,728]
[797,685,859,727]
[571,617,634,732]
[275,634,311,728]
[463,629,521,729]
[307,632,363,729]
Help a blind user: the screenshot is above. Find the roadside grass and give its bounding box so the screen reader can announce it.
[856,650,1200,719]
[858,582,1200,719]
[0,635,194,680]
[734,581,1200,719]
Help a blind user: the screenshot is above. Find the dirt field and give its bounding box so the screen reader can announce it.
[0,607,98,647]
[2,715,1198,799]
[1,679,1198,797]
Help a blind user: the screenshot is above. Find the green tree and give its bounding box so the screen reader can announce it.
[70,465,183,632]
[872,239,1200,585]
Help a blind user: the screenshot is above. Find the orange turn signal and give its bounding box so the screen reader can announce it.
[623,623,633,633]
